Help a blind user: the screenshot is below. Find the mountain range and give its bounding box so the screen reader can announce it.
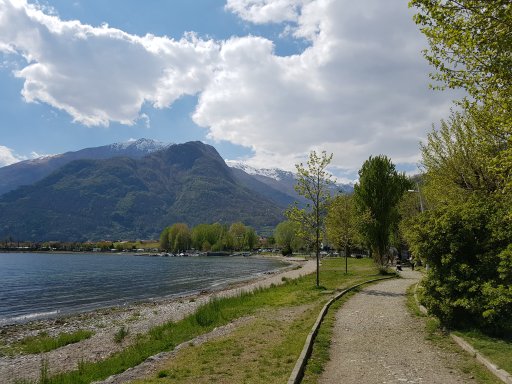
[0,139,353,241]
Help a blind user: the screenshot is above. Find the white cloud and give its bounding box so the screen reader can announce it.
[0,145,25,166]
[194,0,458,173]
[0,0,458,175]
[0,0,219,127]
[225,0,309,24]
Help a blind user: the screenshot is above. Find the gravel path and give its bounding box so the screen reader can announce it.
[319,269,471,384]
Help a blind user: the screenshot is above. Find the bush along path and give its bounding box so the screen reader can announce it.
[318,270,472,384]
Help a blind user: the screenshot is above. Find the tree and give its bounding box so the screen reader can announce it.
[229,222,247,251]
[353,155,412,267]
[159,227,171,251]
[409,0,512,105]
[244,226,257,251]
[326,194,360,273]
[410,0,512,193]
[286,150,333,287]
[160,223,192,253]
[402,107,512,332]
[274,220,302,256]
[404,195,511,332]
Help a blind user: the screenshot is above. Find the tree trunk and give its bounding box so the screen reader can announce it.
[345,245,349,274]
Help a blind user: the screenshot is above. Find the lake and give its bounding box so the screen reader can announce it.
[0,252,286,325]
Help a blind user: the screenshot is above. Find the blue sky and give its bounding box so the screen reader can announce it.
[0,0,457,182]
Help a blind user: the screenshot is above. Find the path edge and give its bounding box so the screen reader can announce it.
[287,276,396,384]
[413,283,512,384]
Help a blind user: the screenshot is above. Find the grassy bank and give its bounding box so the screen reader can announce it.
[453,330,512,375]
[22,258,379,384]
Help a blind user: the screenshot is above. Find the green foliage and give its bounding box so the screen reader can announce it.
[421,107,505,201]
[5,330,94,356]
[274,220,303,254]
[410,0,512,195]
[405,192,511,332]
[159,223,191,252]
[409,0,512,104]
[228,222,257,251]
[353,155,412,266]
[403,104,512,333]
[113,326,129,344]
[286,150,333,286]
[194,299,223,327]
[326,194,361,258]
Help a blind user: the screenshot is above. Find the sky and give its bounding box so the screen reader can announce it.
[0,0,458,182]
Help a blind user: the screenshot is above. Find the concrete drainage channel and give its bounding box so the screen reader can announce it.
[287,276,396,384]
[414,283,512,384]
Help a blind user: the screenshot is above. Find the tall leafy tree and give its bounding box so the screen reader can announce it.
[160,223,192,253]
[402,108,512,332]
[326,194,360,273]
[274,220,303,256]
[286,150,333,287]
[353,155,411,267]
[410,0,512,192]
[410,0,512,104]
[229,222,247,251]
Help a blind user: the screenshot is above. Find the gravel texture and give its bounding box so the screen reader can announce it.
[319,269,472,384]
[0,257,315,384]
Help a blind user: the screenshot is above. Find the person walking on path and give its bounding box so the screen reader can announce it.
[319,270,469,383]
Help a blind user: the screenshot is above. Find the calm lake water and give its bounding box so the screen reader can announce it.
[0,253,286,325]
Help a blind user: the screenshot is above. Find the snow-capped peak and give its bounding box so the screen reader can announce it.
[226,160,295,181]
[111,138,171,152]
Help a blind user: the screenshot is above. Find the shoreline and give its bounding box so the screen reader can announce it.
[0,256,315,383]
[0,253,295,327]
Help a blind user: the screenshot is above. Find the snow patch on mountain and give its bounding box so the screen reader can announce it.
[111,138,171,152]
[226,160,295,181]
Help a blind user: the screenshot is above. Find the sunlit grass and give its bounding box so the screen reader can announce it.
[454,330,512,374]
[19,258,379,384]
[1,330,94,356]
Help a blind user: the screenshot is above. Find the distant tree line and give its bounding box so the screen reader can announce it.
[159,222,258,253]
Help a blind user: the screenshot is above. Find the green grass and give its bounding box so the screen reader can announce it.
[454,330,512,374]
[20,258,380,384]
[406,285,504,384]
[2,330,94,356]
[113,326,129,344]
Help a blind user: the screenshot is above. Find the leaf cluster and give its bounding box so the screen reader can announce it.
[410,0,512,104]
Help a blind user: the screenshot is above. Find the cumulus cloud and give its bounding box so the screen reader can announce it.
[225,0,308,24]
[0,0,219,126]
[0,145,25,166]
[0,0,457,174]
[195,0,458,172]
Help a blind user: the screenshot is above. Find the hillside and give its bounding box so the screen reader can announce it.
[0,138,169,196]
[0,142,283,241]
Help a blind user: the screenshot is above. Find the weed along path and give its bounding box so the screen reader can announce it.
[319,270,469,384]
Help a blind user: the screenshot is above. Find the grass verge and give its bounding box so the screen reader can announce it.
[453,330,512,374]
[20,258,378,384]
[1,330,94,356]
[406,285,504,384]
